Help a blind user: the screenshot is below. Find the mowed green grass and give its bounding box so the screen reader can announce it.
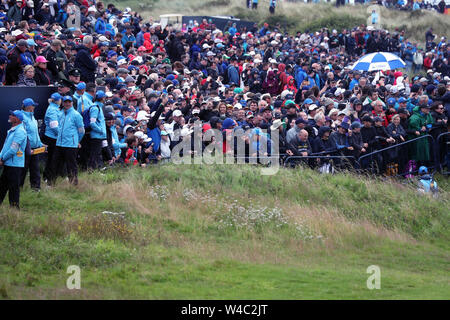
[0,164,449,299]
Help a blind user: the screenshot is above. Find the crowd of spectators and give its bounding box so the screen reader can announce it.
[0,0,449,208]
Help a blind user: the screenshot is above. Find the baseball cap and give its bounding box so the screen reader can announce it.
[398,97,407,103]
[17,39,28,47]
[387,97,396,106]
[351,121,362,129]
[22,98,38,107]
[173,110,183,117]
[9,110,23,121]
[295,118,308,125]
[35,56,48,63]
[76,82,86,90]
[96,90,106,99]
[51,92,62,101]
[62,96,73,102]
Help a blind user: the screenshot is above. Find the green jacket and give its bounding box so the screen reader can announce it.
[407,106,434,161]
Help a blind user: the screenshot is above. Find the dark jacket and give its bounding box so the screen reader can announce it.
[43,47,61,81]
[312,126,334,154]
[5,47,23,85]
[34,67,53,86]
[360,126,377,152]
[74,45,97,83]
[329,131,351,152]
[430,110,447,139]
[289,135,312,156]
[350,131,364,158]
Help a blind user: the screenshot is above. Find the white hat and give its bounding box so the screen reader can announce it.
[88,6,97,12]
[136,110,150,121]
[206,51,215,57]
[142,135,152,143]
[173,110,183,117]
[192,109,200,115]
[268,58,277,64]
[390,86,398,94]
[134,131,144,139]
[254,58,262,64]
[98,35,108,42]
[334,88,345,96]
[233,103,242,110]
[11,30,23,37]
[281,90,293,100]
[308,104,319,111]
[202,43,211,49]
[123,125,133,134]
[117,58,127,65]
[270,40,278,46]
[270,119,283,131]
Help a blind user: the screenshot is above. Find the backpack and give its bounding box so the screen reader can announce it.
[82,104,99,133]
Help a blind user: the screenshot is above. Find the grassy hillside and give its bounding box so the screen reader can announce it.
[112,0,450,43]
[0,165,448,299]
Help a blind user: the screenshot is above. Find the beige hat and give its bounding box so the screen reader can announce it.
[270,119,283,131]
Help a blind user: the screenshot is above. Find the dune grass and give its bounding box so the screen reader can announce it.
[0,164,448,299]
[111,0,450,43]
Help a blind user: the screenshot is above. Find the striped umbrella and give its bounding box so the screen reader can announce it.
[351,52,406,72]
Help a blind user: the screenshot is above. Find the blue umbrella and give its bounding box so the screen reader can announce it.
[351,52,406,72]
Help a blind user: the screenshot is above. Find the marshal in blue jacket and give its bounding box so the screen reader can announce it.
[56,107,85,148]
[0,122,28,167]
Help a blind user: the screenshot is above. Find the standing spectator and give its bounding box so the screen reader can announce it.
[35,3,54,25]
[74,35,97,83]
[22,1,35,21]
[5,39,29,85]
[0,110,27,208]
[7,0,23,25]
[43,39,63,82]
[408,103,434,166]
